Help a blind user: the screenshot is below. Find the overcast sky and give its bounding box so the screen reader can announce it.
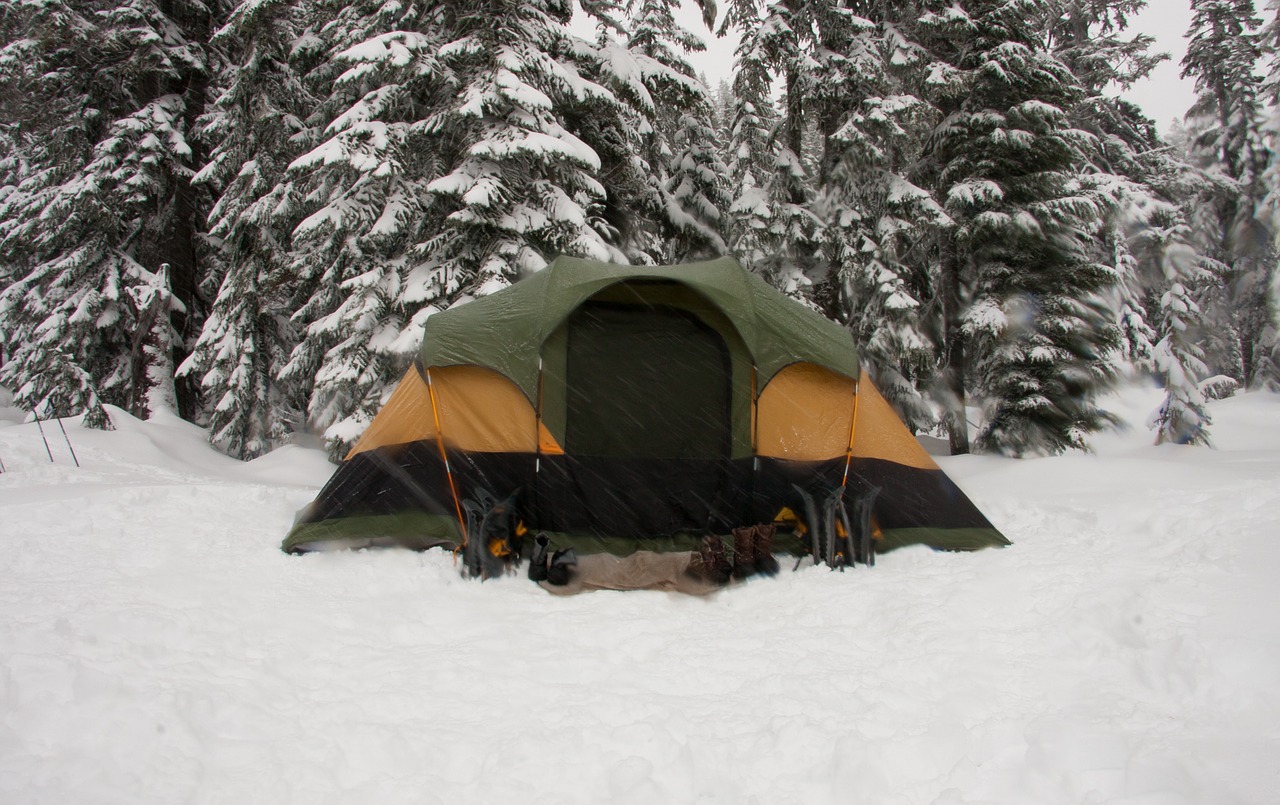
[667,1,1200,133]
[1122,0,1198,130]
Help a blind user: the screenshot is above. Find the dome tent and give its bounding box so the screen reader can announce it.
[283,257,1007,583]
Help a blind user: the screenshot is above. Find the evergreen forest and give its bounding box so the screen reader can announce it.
[2,0,1278,459]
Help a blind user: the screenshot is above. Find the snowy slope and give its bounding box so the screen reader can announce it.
[1,388,1278,804]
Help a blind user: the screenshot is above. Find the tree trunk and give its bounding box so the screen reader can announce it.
[165,4,213,422]
[940,232,970,455]
[785,67,803,173]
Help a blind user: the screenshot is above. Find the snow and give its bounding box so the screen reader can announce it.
[2,387,1279,803]
[947,179,1004,207]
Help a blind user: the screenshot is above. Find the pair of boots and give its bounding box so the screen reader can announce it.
[731,524,780,578]
[691,525,780,585]
[528,534,577,585]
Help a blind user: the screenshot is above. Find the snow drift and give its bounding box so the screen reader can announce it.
[1,387,1278,803]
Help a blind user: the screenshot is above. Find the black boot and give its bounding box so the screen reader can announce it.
[528,534,550,582]
[752,524,780,576]
[546,547,577,586]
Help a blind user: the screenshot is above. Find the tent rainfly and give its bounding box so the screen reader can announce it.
[284,257,1008,590]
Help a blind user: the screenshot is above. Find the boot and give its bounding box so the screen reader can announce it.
[546,547,577,586]
[528,533,550,582]
[698,535,732,585]
[686,549,707,581]
[732,526,756,578]
[752,524,780,576]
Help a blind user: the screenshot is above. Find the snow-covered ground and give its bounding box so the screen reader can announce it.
[1,386,1278,804]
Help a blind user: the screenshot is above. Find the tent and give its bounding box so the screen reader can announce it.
[283,256,1007,580]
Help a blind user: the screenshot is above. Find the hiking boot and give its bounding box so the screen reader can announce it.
[699,535,732,584]
[752,524,780,576]
[732,526,756,578]
[686,549,707,580]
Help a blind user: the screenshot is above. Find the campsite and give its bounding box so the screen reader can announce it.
[4,0,1280,801]
[2,384,1278,803]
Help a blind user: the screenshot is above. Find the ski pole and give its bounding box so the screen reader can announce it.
[33,411,54,463]
[56,417,80,467]
[0,452,6,473]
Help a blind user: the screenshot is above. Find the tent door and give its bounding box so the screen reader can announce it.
[535,301,735,538]
[564,302,731,459]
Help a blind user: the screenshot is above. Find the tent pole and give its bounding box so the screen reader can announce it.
[839,370,862,490]
[750,365,760,512]
[425,368,468,547]
[534,357,544,523]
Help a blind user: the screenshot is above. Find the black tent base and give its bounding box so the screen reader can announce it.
[283,441,1010,559]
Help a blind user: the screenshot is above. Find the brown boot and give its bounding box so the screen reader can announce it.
[752,524,780,576]
[699,535,732,584]
[732,526,756,578]
[686,549,707,580]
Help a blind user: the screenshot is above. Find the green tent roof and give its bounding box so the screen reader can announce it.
[420,256,858,401]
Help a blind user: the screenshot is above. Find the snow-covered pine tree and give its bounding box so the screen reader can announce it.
[560,28,663,262]
[282,0,632,454]
[1112,220,1158,370]
[1254,0,1280,388]
[1130,198,1214,444]
[1047,1,1186,381]
[664,107,731,261]
[624,0,729,261]
[1,3,113,426]
[807,3,946,431]
[720,58,779,270]
[1149,279,1213,443]
[180,0,318,458]
[918,0,1120,456]
[420,0,628,281]
[720,0,822,296]
[1182,0,1278,390]
[0,0,222,427]
[276,0,461,454]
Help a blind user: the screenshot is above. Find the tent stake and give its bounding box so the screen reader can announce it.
[33,411,54,463]
[57,418,80,467]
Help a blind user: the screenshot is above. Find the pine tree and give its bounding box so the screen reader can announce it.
[560,30,658,261]
[808,3,946,431]
[721,61,779,270]
[1131,199,1214,444]
[664,108,731,260]
[0,0,221,427]
[918,0,1120,456]
[1255,0,1280,388]
[280,0,634,453]
[1048,1,1193,386]
[179,0,317,458]
[1182,0,1278,390]
[1112,220,1157,371]
[720,0,822,294]
[420,1,624,280]
[624,0,729,261]
[275,0,461,453]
